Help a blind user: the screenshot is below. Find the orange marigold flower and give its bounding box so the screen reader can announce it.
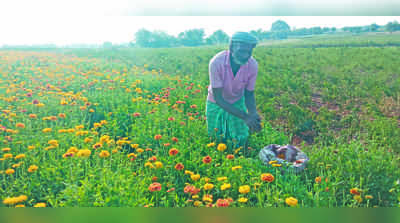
[216,199,230,207]
[15,154,25,159]
[171,137,178,142]
[154,134,162,140]
[169,148,179,156]
[350,188,360,195]
[202,155,212,164]
[92,142,102,149]
[261,173,274,183]
[5,168,15,175]
[29,114,37,118]
[315,176,322,184]
[217,143,227,151]
[226,154,235,160]
[99,150,110,158]
[58,113,66,118]
[175,163,184,170]
[148,156,157,161]
[16,123,25,128]
[148,182,162,192]
[28,165,38,173]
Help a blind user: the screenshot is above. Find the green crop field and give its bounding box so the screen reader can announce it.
[1,33,399,207]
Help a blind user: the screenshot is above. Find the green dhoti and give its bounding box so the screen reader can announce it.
[205,97,249,148]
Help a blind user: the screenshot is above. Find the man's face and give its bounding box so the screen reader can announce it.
[231,41,255,65]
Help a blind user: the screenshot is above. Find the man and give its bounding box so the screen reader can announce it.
[206,31,261,149]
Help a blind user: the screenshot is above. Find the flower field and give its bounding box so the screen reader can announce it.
[1,35,400,207]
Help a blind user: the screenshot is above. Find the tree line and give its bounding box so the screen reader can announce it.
[132,20,400,48]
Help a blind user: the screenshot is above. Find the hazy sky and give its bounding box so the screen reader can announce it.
[0,0,399,46]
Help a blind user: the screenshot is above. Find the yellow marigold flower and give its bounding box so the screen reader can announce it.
[203,183,214,190]
[100,120,107,125]
[154,161,163,169]
[2,148,11,152]
[220,183,231,191]
[28,165,38,173]
[27,145,35,150]
[75,125,84,130]
[217,176,228,181]
[15,204,25,207]
[92,142,103,149]
[127,153,137,159]
[112,149,118,154]
[77,149,91,157]
[272,164,282,167]
[192,195,199,199]
[268,160,278,164]
[3,153,13,159]
[48,140,59,147]
[15,154,25,159]
[5,168,15,175]
[203,177,211,183]
[365,195,373,199]
[354,195,363,203]
[2,195,27,205]
[34,203,46,208]
[202,194,213,203]
[238,197,248,203]
[131,144,139,149]
[16,123,25,128]
[285,197,298,207]
[84,137,93,143]
[207,142,215,147]
[232,166,242,171]
[194,201,202,207]
[191,174,200,181]
[99,150,110,158]
[99,135,110,143]
[185,170,194,175]
[144,162,154,168]
[217,143,227,152]
[239,185,250,194]
[93,123,101,128]
[136,148,144,153]
[234,147,242,154]
[68,147,79,153]
[42,128,52,133]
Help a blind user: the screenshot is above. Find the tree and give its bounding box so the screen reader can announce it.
[270,20,290,40]
[370,23,379,32]
[205,30,229,45]
[271,20,290,32]
[178,29,205,46]
[135,28,153,47]
[385,21,400,33]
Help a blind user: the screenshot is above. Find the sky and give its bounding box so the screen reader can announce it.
[0,0,399,46]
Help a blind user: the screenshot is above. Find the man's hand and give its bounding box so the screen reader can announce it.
[244,113,261,133]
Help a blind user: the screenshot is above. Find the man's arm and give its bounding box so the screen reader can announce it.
[244,89,258,115]
[213,88,260,131]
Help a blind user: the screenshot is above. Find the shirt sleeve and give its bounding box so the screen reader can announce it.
[246,60,258,91]
[209,59,224,88]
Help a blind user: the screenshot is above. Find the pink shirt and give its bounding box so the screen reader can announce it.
[207,50,258,104]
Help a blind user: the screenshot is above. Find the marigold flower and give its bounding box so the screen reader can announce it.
[144,162,154,168]
[202,155,212,164]
[226,154,235,160]
[238,197,248,203]
[5,169,15,175]
[207,142,215,147]
[171,137,178,142]
[315,176,322,184]
[28,165,38,173]
[354,195,363,203]
[34,203,46,208]
[169,148,179,156]
[154,161,163,169]
[68,147,79,153]
[191,174,200,181]
[202,194,213,203]
[350,188,360,195]
[220,183,231,191]
[16,123,25,128]
[15,204,25,207]
[99,150,110,158]
[149,182,161,192]
[261,173,274,183]
[175,163,184,170]
[92,142,102,149]
[285,197,298,207]
[272,164,282,167]
[154,134,162,140]
[216,199,230,207]
[269,160,278,164]
[232,166,242,171]
[217,176,227,181]
[28,145,35,150]
[42,128,52,133]
[185,170,194,175]
[2,147,11,152]
[203,183,214,190]
[133,112,141,117]
[62,152,74,158]
[167,188,175,193]
[3,153,13,159]
[48,140,58,147]
[239,185,250,194]
[77,149,91,157]
[2,195,27,205]
[184,185,200,195]
[29,114,37,118]
[58,113,66,118]
[15,154,25,159]
[148,156,157,161]
[194,201,202,207]
[217,143,227,151]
